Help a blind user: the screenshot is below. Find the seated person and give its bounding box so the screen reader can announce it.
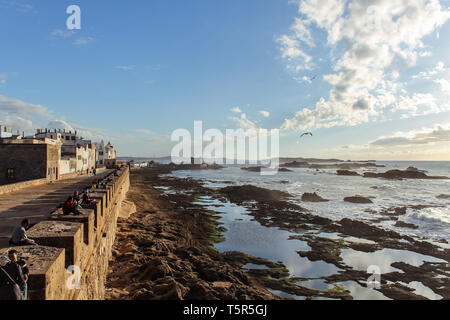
[73,191,81,205]
[82,191,92,205]
[62,197,81,216]
[9,219,37,246]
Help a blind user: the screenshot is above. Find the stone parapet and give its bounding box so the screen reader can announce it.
[2,166,130,300]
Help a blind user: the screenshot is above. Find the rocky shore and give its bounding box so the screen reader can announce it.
[106,165,450,300]
[281,161,384,170]
[105,168,277,300]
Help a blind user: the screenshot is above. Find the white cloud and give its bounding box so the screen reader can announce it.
[0,94,52,119]
[277,34,313,71]
[412,61,446,79]
[47,120,116,142]
[0,95,52,134]
[114,65,135,71]
[0,73,7,84]
[280,0,450,131]
[393,93,443,117]
[73,37,94,46]
[51,29,76,39]
[369,123,450,147]
[229,113,257,130]
[435,78,450,95]
[231,107,242,113]
[46,120,76,132]
[134,129,167,143]
[260,110,270,118]
[0,0,33,13]
[281,108,316,131]
[1,115,34,133]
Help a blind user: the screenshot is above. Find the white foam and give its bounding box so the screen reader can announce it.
[410,207,450,225]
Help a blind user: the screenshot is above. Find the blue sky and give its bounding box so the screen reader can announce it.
[1,0,450,160]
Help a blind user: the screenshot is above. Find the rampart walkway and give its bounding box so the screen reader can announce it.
[0,170,113,248]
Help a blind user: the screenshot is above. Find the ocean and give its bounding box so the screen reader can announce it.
[167,161,450,300]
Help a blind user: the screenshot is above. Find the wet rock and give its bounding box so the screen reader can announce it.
[282,161,309,168]
[344,196,373,204]
[378,284,427,300]
[338,218,402,240]
[380,207,407,216]
[242,167,292,173]
[406,166,427,173]
[436,194,450,199]
[363,169,448,180]
[297,238,346,269]
[394,207,407,215]
[336,170,360,176]
[301,192,329,203]
[394,221,419,230]
[220,185,291,203]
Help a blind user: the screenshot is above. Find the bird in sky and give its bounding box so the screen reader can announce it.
[309,75,318,81]
[301,132,313,137]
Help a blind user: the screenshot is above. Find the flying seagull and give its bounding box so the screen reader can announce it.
[309,75,318,81]
[301,132,313,138]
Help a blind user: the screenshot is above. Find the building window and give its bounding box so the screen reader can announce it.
[71,136,76,141]
[7,168,15,180]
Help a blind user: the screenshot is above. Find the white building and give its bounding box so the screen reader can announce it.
[0,125,13,139]
[36,128,97,174]
[94,140,116,168]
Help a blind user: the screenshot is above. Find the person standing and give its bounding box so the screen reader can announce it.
[8,250,29,300]
[0,255,24,300]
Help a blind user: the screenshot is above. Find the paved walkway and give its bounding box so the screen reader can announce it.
[0,170,113,248]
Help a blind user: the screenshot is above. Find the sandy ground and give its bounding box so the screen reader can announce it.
[105,168,278,300]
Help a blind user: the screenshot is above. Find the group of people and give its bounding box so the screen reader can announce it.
[0,250,29,300]
[62,190,95,216]
[1,189,96,300]
[2,219,35,300]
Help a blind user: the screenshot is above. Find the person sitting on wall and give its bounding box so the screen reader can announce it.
[82,190,95,205]
[8,250,28,300]
[62,197,81,216]
[0,255,24,300]
[9,219,38,247]
[73,191,81,205]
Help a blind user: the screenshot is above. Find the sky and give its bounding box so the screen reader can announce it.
[0,0,450,160]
